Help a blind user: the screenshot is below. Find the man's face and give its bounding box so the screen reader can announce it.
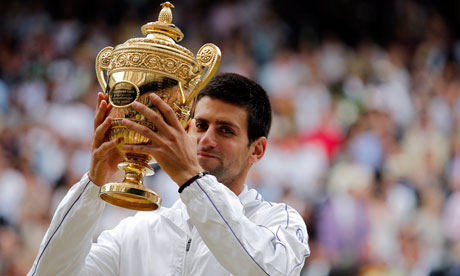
[194,97,253,188]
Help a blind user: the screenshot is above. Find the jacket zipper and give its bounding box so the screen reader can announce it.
[186,238,192,252]
[182,238,192,276]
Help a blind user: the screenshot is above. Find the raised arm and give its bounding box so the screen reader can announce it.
[180,175,310,276]
[28,93,125,276]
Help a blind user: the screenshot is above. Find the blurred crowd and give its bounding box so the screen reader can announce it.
[1,0,460,275]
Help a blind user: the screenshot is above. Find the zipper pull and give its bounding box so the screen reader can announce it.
[186,238,192,252]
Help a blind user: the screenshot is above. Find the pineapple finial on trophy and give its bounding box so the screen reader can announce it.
[141,1,183,42]
[159,2,174,24]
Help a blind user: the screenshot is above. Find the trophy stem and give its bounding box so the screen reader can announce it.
[121,162,147,185]
[120,152,155,183]
[99,153,161,211]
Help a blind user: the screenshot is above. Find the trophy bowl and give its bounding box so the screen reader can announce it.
[94,2,220,211]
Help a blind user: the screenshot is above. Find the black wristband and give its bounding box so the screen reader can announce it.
[178,171,210,193]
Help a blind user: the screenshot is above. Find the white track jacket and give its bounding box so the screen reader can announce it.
[28,173,310,276]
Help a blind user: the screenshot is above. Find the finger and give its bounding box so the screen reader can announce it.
[121,118,162,144]
[149,93,183,130]
[186,119,198,145]
[131,101,172,136]
[185,119,197,135]
[96,92,112,122]
[106,101,113,116]
[94,100,108,130]
[93,137,123,159]
[93,117,112,149]
[96,92,105,112]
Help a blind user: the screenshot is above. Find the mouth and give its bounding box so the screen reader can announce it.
[197,152,219,159]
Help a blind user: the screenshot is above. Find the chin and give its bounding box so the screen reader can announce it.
[200,162,224,180]
[198,158,218,170]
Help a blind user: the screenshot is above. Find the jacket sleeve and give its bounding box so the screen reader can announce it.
[27,174,120,276]
[180,175,310,276]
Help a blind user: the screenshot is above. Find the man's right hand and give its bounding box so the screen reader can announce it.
[88,92,125,187]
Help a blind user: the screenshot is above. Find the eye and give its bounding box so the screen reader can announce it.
[219,127,234,136]
[196,122,208,131]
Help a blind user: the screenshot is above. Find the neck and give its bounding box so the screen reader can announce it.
[227,183,244,195]
[220,170,248,195]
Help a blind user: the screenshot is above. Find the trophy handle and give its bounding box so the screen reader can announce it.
[185,43,221,106]
[95,46,114,91]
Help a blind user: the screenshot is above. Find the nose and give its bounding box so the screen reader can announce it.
[198,128,217,148]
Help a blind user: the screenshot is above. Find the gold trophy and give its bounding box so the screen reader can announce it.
[95,2,221,211]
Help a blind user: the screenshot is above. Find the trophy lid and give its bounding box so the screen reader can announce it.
[141,2,184,43]
[122,1,194,59]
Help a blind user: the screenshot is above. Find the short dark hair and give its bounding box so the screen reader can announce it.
[197,73,272,144]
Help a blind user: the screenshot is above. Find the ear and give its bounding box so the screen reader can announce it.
[248,137,267,164]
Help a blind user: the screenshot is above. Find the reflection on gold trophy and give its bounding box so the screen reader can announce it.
[95,2,221,211]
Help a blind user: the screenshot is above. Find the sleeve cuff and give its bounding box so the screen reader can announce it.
[81,173,105,203]
[179,174,216,204]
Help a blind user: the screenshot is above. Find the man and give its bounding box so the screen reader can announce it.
[28,73,310,276]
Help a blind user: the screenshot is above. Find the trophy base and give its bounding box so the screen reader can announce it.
[100,183,161,211]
